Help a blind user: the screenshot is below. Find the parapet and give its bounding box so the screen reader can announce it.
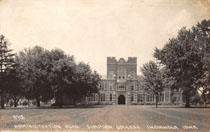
[118,58,126,63]
[127,57,137,63]
[107,57,117,63]
[107,57,137,64]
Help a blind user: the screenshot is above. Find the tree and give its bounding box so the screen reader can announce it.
[6,65,24,107]
[50,58,101,108]
[0,35,15,109]
[141,61,164,108]
[194,20,210,104]
[15,46,101,108]
[71,62,101,103]
[16,46,54,107]
[50,56,76,108]
[199,69,210,104]
[154,19,210,107]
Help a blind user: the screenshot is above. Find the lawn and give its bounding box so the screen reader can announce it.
[0,105,210,131]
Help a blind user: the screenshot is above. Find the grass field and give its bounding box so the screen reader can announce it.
[0,105,210,132]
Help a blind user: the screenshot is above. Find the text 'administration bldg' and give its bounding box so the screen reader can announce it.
[83,57,183,105]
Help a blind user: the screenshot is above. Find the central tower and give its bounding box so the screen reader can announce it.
[107,57,137,104]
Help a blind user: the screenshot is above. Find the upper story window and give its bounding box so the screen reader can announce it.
[118,68,126,79]
[129,71,136,78]
[108,71,114,79]
[100,83,105,90]
[109,82,114,90]
[118,83,126,90]
[131,85,134,90]
[130,82,135,90]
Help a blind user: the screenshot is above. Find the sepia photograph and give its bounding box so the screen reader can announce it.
[0,0,210,131]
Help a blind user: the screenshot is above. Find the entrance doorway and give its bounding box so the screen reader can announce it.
[118,95,125,104]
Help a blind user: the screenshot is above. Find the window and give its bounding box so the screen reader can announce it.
[146,94,154,102]
[110,94,112,101]
[141,94,145,102]
[150,95,154,102]
[137,94,140,102]
[159,93,164,102]
[88,95,94,101]
[146,94,150,102]
[93,94,95,101]
[109,71,114,79]
[100,82,106,90]
[130,71,135,78]
[109,82,113,90]
[130,82,135,90]
[138,94,145,102]
[118,68,126,79]
[131,94,134,101]
[118,83,126,90]
[100,94,105,101]
[81,96,85,102]
[95,94,98,101]
[131,85,134,90]
[100,83,105,90]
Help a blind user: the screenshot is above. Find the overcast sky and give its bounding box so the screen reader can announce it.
[0,0,209,75]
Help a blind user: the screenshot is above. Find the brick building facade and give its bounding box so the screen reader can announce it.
[82,57,183,105]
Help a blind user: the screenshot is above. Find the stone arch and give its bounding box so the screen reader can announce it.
[118,95,126,104]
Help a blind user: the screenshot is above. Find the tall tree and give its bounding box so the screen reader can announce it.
[0,35,15,109]
[194,20,210,104]
[71,62,101,103]
[154,19,210,107]
[50,56,76,108]
[6,64,24,107]
[50,59,101,107]
[16,46,54,107]
[141,61,164,108]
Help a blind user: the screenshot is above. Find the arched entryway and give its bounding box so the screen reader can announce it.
[118,95,125,104]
